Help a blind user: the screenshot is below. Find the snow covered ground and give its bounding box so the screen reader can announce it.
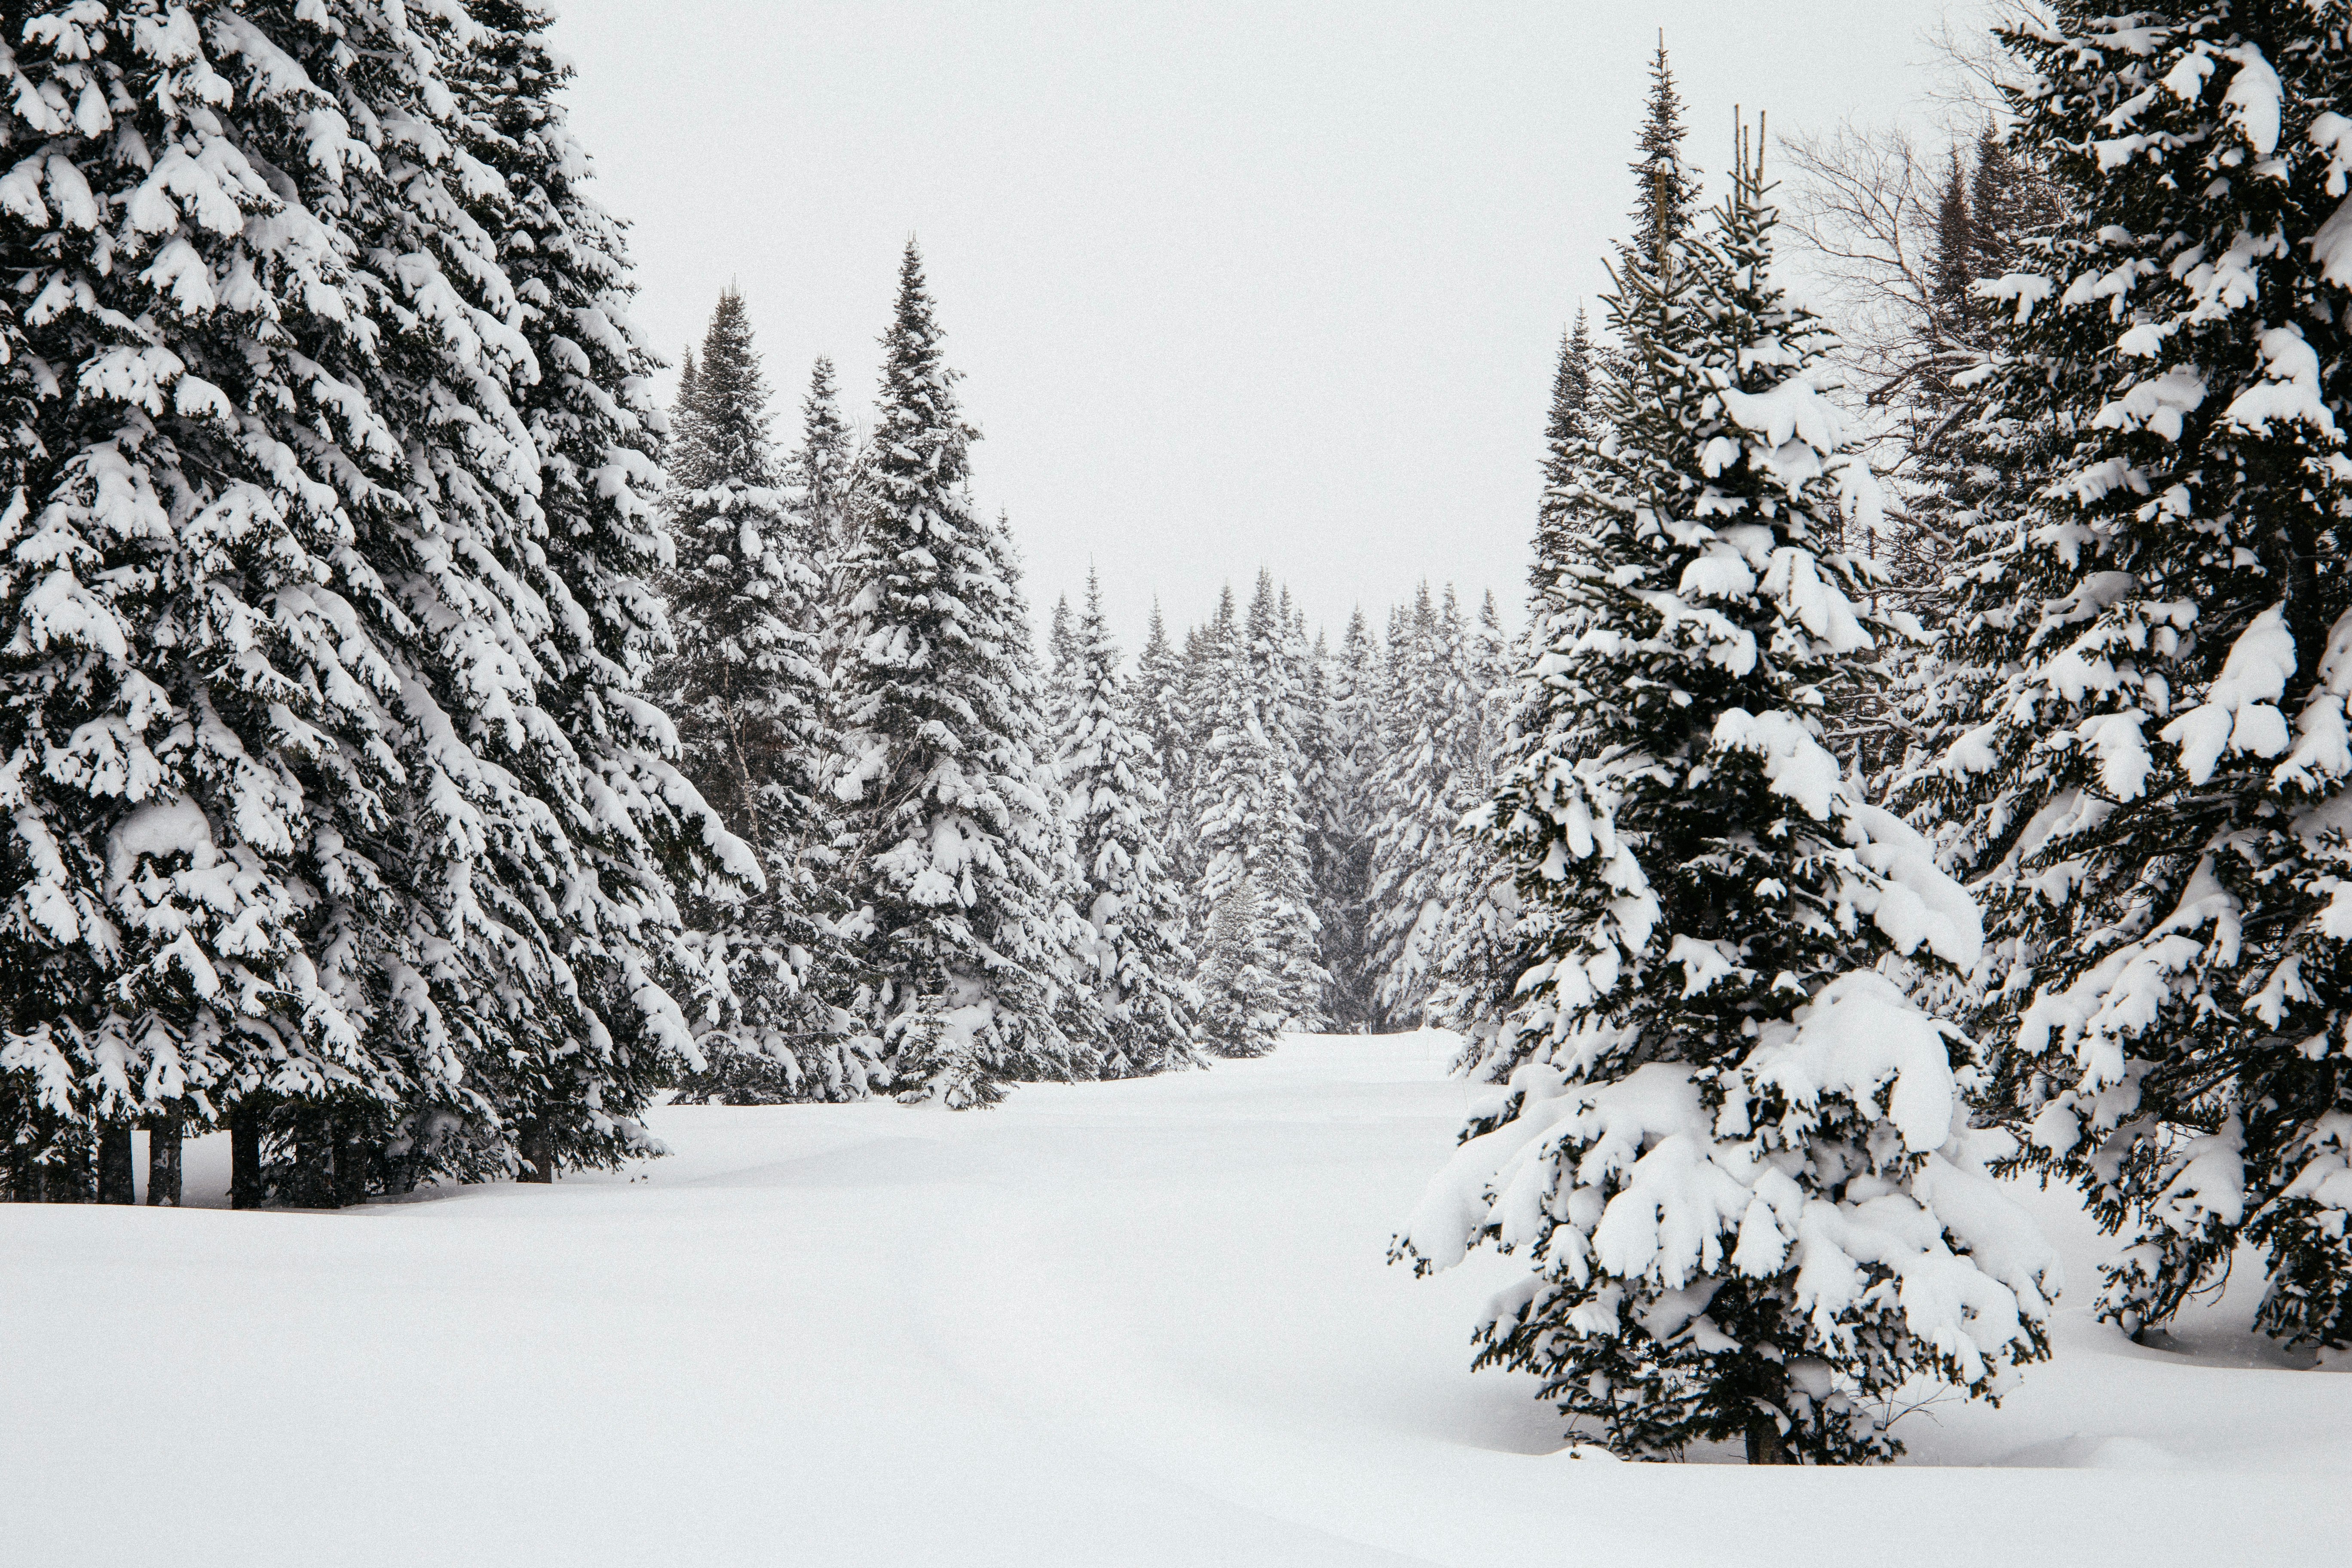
[4,1031,2345,1566]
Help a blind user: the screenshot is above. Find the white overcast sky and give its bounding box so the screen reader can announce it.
[547,1,1968,650]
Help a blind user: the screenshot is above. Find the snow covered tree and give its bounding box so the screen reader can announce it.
[1307,607,1382,1030]
[984,508,1105,1080]
[1132,600,1191,860]
[1532,312,1596,608]
[0,0,740,1204]
[449,0,788,1160]
[1428,594,1527,1052]
[785,355,857,578]
[1908,3,2352,1355]
[1054,573,1199,1076]
[1172,591,1236,905]
[1398,132,2054,1462]
[1266,583,1331,1026]
[1196,874,1282,1058]
[655,288,868,1105]
[1624,33,1700,271]
[830,244,1084,1106]
[1364,585,1483,1026]
[1045,590,1078,738]
[1189,574,1326,1049]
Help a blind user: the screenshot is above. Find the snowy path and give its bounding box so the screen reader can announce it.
[3,1032,2345,1566]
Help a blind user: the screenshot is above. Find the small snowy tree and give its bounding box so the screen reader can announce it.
[1398,134,2055,1463]
[1532,312,1597,610]
[1624,34,1701,271]
[1054,574,1200,1076]
[1191,573,1326,1048]
[830,245,1083,1105]
[655,289,869,1104]
[1364,585,1482,1026]
[1429,593,1528,1054]
[1196,875,1283,1058]
[1307,607,1382,1030]
[786,355,857,582]
[1132,600,1194,886]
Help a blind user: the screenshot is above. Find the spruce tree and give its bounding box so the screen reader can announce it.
[673,347,703,469]
[1428,594,1525,1053]
[830,245,1083,1105]
[1365,586,1483,1026]
[1054,573,1200,1075]
[1913,2,2352,1354]
[655,289,867,1104]
[1400,131,2053,1463]
[0,0,735,1204]
[786,355,857,577]
[452,0,783,1161]
[985,508,1104,1081]
[1174,592,1234,910]
[1132,600,1195,893]
[1245,573,1330,1027]
[1625,34,1700,270]
[1308,607,1383,1030]
[1533,312,1597,607]
[1046,591,1078,738]
[1190,576,1326,1051]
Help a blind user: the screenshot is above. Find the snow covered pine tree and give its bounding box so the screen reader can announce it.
[1053,572,1199,1076]
[1364,584,1485,1028]
[1919,2,2352,1355]
[1306,606,1382,1030]
[1428,590,1525,1055]
[1398,127,2055,1462]
[1190,573,1327,1051]
[0,1,740,1204]
[830,244,1084,1106]
[656,288,869,1104]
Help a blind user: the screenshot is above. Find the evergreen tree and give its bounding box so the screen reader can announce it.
[1190,575,1326,1050]
[1913,3,2352,1354]
[830,245,1083,1106]
[1046,591,1078,738]
[453,0,796,1152]
[1307,608,1383,1030]
[1054,573,1200,1076]
[0,0,738,1204]
[786,355,857,577]
[1364,585,1482,1026]
[655,289,867,1104]
[673,346,703,470]
[1533,312,1597,606]
[1176,587,1237,936]
[1400,130,2053,1463]
[986,510,1105,1081]
[1426,593,1521,1047]
[1196,874,1282,1059]
[1243,572,1331,1026]
[1625,33,1700,270]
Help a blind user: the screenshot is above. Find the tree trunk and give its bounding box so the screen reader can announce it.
[5,1142,36,1202]
[1745,1414,1793,1465]
[147,1120,183,1207]
[43,1143,93,1202]
[230,1107,265,1211]
[96,1122,135,1204]
[332,1117,369,1209]
[516,1120,555,1185]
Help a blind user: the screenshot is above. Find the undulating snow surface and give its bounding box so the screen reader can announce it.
[4,1032,2345,1566]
